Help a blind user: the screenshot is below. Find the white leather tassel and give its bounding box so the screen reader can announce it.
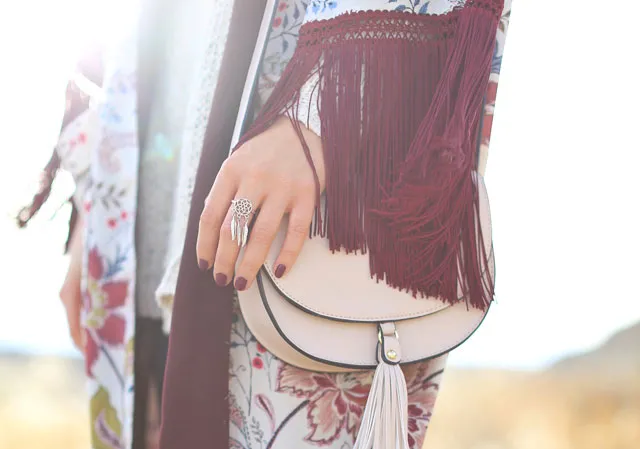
[353,361,410,449]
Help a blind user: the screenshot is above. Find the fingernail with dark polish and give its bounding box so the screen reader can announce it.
[275,264,286,278]
[235,277,248,291]
[199,259,209,272]
[215,273,227,286]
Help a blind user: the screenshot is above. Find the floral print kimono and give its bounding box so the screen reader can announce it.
[46,0,512,448]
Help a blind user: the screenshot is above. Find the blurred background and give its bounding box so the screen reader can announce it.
[0,1,638,448]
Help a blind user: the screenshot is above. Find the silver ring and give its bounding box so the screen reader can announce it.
[231,198,253,248]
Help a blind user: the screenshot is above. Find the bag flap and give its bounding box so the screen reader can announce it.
[253,173,493,323]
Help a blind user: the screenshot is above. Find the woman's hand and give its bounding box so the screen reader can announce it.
[59,216,85,353]
[196,116,324,291]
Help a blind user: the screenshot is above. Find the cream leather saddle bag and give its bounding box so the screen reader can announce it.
[236,177,493,449]
[232,3,495,447]
[237,185,493,373]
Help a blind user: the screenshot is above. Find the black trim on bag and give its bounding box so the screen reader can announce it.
[255,270,492,371]
[259,245,495,324]
[256,271,372,370]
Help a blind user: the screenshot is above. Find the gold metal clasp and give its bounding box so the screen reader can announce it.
[377,326,399,344]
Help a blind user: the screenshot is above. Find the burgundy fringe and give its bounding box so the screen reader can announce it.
[237,2,502,310]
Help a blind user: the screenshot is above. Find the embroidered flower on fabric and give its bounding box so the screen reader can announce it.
[387,0,463,14]
[90,387,124,449]
[275,361,441,448]
[252,356,265,369]
[390,0,431,14]
[276,365,373,444]
[84,247,129,377]
[491,41,502,74]
[229,394,246,433]
[229,438,245,449]
[403,364,441,448]
[311,0,337,14]
[254,394,277,433]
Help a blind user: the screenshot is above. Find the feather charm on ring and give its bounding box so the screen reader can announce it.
[231,215,237,242]
[230,198,253,248]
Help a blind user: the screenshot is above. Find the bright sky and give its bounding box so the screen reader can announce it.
[0,1,638,371]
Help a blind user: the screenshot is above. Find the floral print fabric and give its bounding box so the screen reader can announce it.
[481,0,511,153]
[228,302,448,449]
[258,0,310,103]
[82,24,140,449]
[259,0,512,153]
[76,0,511,448]
[232,2,512,448]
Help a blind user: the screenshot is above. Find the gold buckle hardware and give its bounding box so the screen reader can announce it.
[377,327,400,344]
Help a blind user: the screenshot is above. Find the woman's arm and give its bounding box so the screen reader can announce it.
[196,0,511,293]
[59,213,85,352]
